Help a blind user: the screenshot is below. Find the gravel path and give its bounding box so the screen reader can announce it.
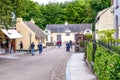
[50,50,73,80]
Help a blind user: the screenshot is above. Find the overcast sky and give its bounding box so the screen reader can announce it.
[32,0,73,4]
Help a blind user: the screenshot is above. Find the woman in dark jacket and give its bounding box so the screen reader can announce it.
[66,42,70,52]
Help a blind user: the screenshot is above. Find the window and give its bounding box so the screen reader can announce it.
[46,35,48,41]
[41,38,43,43]
[116,15,119,39]
[116,0,119,9]
[116,15,118,27]
[86,30,90,32]
[51,37,52,42]
[84,29,92,34]
[66,32,70,36]
[57,35,61,41]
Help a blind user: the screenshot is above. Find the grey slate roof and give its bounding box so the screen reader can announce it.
[46,24,92,33]
[23,21,46,38]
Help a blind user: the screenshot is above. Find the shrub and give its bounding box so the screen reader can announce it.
[84,34,93,40]
[86,42,93,62]
[94,46,120,80]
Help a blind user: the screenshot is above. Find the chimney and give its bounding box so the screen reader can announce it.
[65,21,68,26]
[30,18,35,24]
[17,18,23,22]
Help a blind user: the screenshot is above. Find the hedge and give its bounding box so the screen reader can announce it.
[94,45,120,80]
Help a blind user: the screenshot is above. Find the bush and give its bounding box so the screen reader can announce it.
[94,46,120,80]
[86,42,93,62]
[84,34,93,41]
[79,40,85,47]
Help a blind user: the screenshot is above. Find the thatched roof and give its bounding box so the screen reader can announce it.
[24,21,46,39]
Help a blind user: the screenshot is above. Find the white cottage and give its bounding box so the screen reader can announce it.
[95,6,114,40]
[44,23,92,44]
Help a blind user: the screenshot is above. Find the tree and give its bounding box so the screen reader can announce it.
[0,0,111,29]
[40,2,67,25]
[90,0,111,13]
[0,0,16,29]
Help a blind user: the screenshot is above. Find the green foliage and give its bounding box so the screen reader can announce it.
[115,38,120,43]
[15,0,45,29]
[86,42,93,62]
[84,34,93,40]
[86,41,120,80]
[90,0,111,13]
[40,3,66,25]
[98,29,116,41]
[79,40,84,47]
[94,46,120,80]
[0,0,111,29]
[0,0,16,29]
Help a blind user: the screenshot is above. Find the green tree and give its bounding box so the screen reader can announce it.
[40,2,67,25]
[0,0,16,29]
[0,0,111,29]
[15,0,44,29]
[90,0,111,14]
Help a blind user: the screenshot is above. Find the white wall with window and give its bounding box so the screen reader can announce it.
[57,35,61,41]
[66,32,70,36]
[44,30,51,42]
[61,33,75,43]
[45,27,92,44]
[49,32,75,44]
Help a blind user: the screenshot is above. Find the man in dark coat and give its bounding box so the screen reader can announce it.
[31,42,35,56]
[19,41,23,52]
[38,42,43,54]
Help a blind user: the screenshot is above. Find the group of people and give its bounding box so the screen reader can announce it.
[53,40,62,48]
[19,40,72,56]
[53,40,72,52]
[19,41,43,56]
[30,42,43,56]
[0,40,15,53]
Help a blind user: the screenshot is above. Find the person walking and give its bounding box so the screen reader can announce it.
[8,42,11,53]
[66,42,70,52]
[31,42,35,56]
[60,40,62,46]
[57,40,60,48]
[19,41,23,52]
[38,42,43,54]
[69,40,72,49]
[10,41,14,53]
[53,41,56,47]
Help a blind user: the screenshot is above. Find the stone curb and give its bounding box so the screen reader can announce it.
[66,54,72,80]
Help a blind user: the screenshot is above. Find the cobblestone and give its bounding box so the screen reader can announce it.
[50,53,72,80]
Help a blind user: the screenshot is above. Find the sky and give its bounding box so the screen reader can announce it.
[32,0,73,4]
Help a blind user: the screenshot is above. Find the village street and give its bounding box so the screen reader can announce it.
[0,45,72,80]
